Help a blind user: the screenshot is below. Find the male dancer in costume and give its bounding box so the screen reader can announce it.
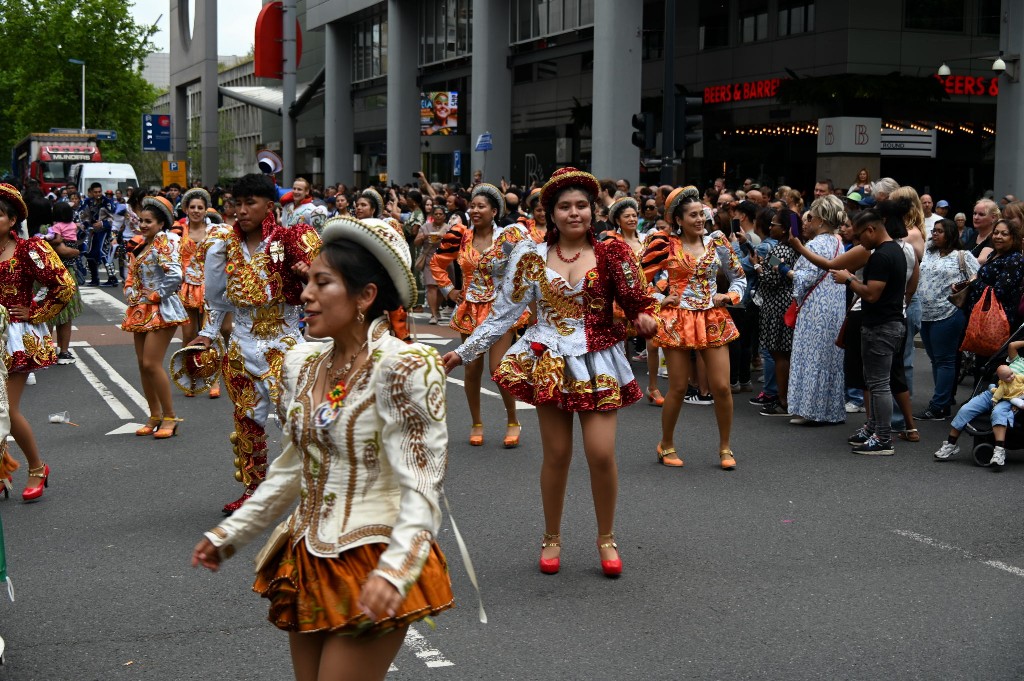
[190,174,320,514]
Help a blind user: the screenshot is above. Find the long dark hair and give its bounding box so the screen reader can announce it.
[544,184,597,245]
[932,218,962,253]
[319,240,402,320]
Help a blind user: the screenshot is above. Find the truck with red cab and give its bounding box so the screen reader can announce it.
[12,133,101,194]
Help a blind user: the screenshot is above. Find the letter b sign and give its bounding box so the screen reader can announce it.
[854,125,869,145]
[825,125,834,145]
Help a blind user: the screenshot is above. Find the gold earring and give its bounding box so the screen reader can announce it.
[357,309,365,324]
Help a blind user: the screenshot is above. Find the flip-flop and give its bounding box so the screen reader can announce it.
[897,429,920,442]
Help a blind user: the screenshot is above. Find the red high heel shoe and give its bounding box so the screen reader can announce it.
[539,533,561,574]
[598,533,622,577]
[22,464,49,502]
[222,486,256,515]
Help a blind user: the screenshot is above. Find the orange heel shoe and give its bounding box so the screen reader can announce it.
[656,443,684,467]
[136,416,161,436]
[598,533,622,577]
[21,464,49,502]
[503,422,521,449]
[646,388,665,407]
[469,423,484,446]
[719,449,737,471]
[154,417,183,439]
[539,533,561,574]
[208,382,221,399]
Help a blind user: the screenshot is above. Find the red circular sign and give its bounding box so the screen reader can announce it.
[158,116,171,127]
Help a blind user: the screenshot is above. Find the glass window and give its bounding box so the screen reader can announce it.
[904,0,964,32]
[739,1,768,43]
[778,2,814,37]
[510,0,594,44]
[352,4,387,83]
[419,0,473,65]
[699,0,730,50]
[978,0,999,35]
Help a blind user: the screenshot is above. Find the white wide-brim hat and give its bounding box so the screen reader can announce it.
[319,215,417,309]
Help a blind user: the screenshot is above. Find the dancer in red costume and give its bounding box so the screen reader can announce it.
[0,184,75,501]
[189,174,320,514]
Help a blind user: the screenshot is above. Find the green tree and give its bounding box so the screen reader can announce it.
[0,0,158,173]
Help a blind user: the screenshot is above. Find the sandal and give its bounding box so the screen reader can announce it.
[469,423,484,447]
[540,533,561,574]
[719,449,737,470]
[656,443,683,467]
[597,533,622,577]
[646,388,665,407]
[503,422,521,449]
[154,417,184,439]
[136,416,162,436]
[897,429,920,442]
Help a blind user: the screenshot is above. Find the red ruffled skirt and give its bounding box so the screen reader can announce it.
[179,282,205,310]
[654,306,738,349]
[254,540,454,637]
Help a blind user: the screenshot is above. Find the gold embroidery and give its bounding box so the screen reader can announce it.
[336,524,393,546]
[250,303,287,338]
[511,251,544,303]
[375,530,433,590]
[538,273,586,337]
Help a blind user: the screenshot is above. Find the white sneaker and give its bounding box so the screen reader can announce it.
[933,442,960,460]
[845,401,866,413]
[1011,397,1024,409]
[789,416,809,425]
[991,445,1006,468]
[25,372,36,386]
[657,368,668,378]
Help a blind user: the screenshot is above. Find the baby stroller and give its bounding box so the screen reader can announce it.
[963,322,1024,466]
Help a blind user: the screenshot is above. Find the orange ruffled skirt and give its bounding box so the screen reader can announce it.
[654,306,738,349]
[120,303,187,333]
[179,282,205,310]
[254,540,454,637]
[451,300,530,336]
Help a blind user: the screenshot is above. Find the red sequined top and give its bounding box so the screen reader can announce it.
[0,237,75,323]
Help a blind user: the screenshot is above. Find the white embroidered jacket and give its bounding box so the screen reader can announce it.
[206,317,449,596]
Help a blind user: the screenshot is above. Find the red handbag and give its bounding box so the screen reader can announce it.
[961,286,1010,357]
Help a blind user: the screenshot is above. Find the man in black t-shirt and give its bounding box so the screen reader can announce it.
[830,212,907,455]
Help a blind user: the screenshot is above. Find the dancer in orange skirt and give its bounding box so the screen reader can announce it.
[193,215,452,681]
[431,183,529,447]
[175,188,224,397]
[642,186,745,470]
[122,196,188,439]
[518,188,548,243]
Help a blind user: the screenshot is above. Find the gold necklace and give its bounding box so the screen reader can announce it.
[326,340,368,385]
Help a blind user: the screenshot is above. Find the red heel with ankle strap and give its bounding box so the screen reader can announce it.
[22,464,49,502]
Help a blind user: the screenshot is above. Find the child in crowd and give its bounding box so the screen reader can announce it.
[44,203,79,247]
[934,341,1024,468]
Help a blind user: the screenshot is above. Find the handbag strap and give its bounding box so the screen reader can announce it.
[799,236,842,307]
[956,249,967,280]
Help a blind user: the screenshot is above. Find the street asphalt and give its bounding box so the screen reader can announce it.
[0,290,1020,680]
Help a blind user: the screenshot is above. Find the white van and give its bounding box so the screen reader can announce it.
[69,163,139,194]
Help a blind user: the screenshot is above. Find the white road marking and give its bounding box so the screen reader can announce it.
[74,353,134,420]
[107,423,146,436]
[79,287,127,322]
[446,376,536,410]
[893,529,1024,579]
[79,346,150,415]
[403,626,454,668]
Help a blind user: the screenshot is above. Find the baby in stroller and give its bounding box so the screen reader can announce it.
[934,339,1024,468]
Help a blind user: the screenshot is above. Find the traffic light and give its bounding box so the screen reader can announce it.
[675,96,703,152]
[631,112,655,151]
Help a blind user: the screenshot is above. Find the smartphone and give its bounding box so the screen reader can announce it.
[767,254,783,268]
[729,218,740,236]
[789,212,802,239]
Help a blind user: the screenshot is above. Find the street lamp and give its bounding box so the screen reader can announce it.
[68,58,85,132]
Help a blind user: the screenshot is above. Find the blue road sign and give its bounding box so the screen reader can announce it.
[169,161,179,172]
[142,114,171,152]
[453,150,462,178]
[88,129,118,141]
[474,132,493,152]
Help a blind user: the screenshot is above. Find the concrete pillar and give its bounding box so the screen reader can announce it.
[592,0,643,186]
[172,85,188,162]
[387,0,420,182]
[994,0,1024,197]
[471,0,511,183]
[325,21,354,187]
[199,0,218,184]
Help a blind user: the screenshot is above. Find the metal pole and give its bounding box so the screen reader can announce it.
[660,0,676,185]
[81,62,86,132]
[281,0,297,183]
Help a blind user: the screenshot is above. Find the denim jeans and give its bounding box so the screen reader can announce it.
[903,295,922,396]
[846,387,864,407]
[761,347,777,397]
[951,390,1016,430]
[862,321,906,442]
[920,311,967,413]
